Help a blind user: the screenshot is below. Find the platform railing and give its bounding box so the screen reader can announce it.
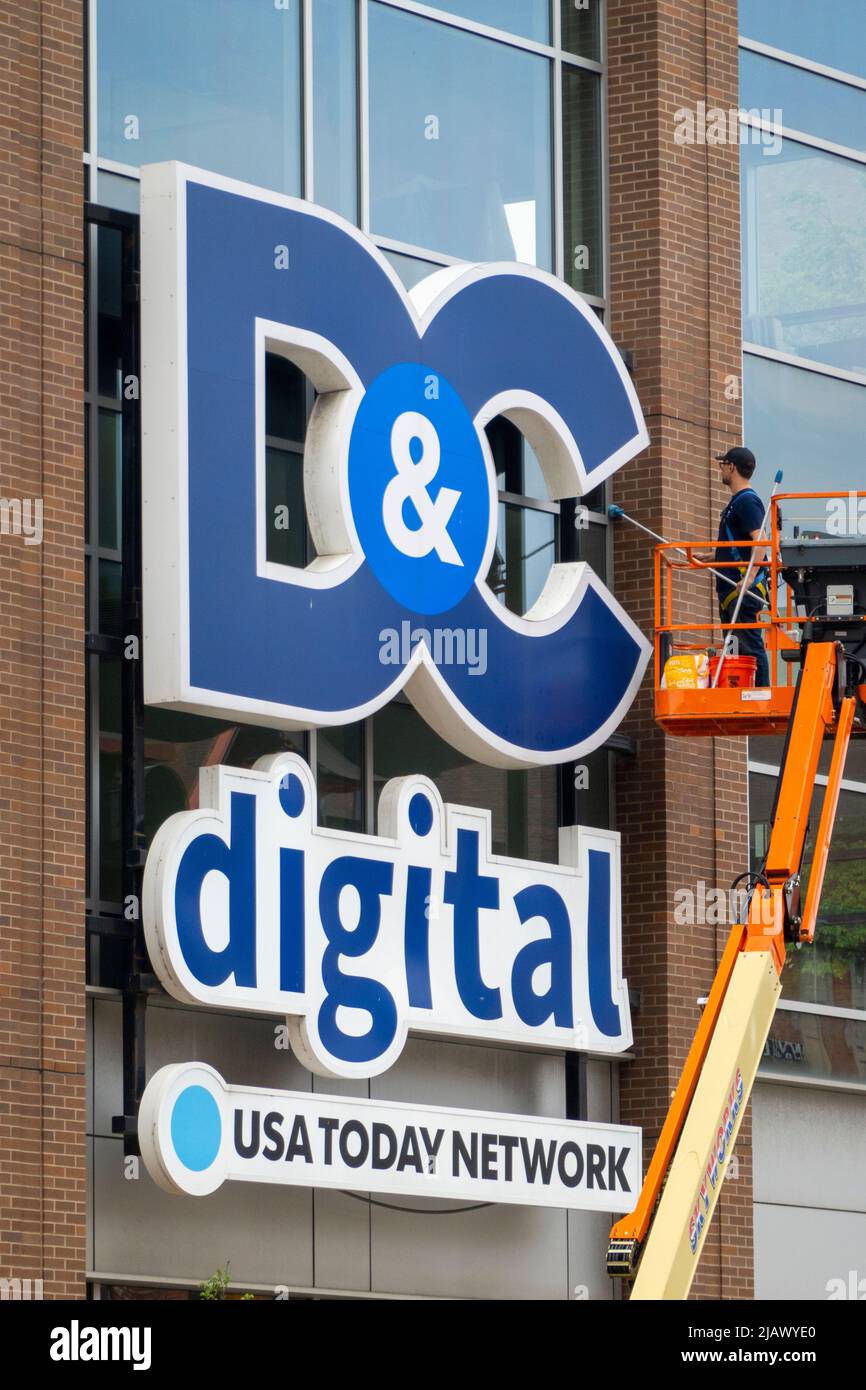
[653,490,866,693]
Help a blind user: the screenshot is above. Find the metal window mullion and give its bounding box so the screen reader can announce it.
[739,113,866,168]
[86,649,101,919]
[560,50,603,75]
[553,49,564,279]
[87,0,99,197]
[265,434,306,452]
[375,0,563,59]
[744,341,866,390]
[497,488,560,515]
[738,35,866,94]
[302,0,314,201]
[119,216,148,1149]
[364,717,375,833]
[599,0,610,318]
[359,0,371,233]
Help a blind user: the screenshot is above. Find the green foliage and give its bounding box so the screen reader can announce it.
[199,1262,254,1300]
[199,1265,231,1300]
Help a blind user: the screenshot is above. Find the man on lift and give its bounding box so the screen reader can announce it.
[712,446,770,686]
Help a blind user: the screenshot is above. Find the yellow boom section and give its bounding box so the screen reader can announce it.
[630,950,780,1299]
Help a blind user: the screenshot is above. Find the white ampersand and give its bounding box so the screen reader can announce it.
[382,412,463,567]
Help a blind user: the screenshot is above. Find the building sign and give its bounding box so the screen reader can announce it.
[143,753,632,1081]
[139,1063,641,1213]
[140,162,650,769]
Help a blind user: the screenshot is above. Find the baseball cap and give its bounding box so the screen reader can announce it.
[714,446,756,469]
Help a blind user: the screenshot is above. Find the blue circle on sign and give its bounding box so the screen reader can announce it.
[279,772,305,818]
[171,1084,222,1172]
[408,792,434,837]
[348,363,491,615]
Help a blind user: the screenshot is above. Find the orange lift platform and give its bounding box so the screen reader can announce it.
[607,491,866,1299]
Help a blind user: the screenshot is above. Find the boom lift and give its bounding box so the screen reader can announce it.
[607,491,866,1299]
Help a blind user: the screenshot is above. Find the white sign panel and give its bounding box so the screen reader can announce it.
[140,1063,642,1213]
[143,752,631,1080]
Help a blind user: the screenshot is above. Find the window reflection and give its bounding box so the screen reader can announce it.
[760,1010,866,1086]
[740,0,866,83]
[99,658,123,904]
[743,354,866,492]
[430,1,550,44]
[373,701,558,862]
[265,353,314,567]
[318,723,364,832]
[488,502,556,614]
[98,411,122,552]
[563,66,603,298]
[750,774,866,1013]
[561,0,602,62]
[313,0,358,220]
[740,50,866,154]
[485,416,557,616]
[382,249,445,291]
[97,226,123,399]
[142,709,306,848]
[369,4,553,265]
[97,0,302,195]
[742,139,866,373]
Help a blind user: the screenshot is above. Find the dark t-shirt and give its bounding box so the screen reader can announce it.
[715,487,764,600]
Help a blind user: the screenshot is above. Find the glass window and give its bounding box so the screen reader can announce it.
[264,353,313,567]
[313,0,358,221]
[428,1,550,44]
[489,502,556,614]
[382,248,446,291]
[318,723,365,832]
[759,1008,866,1087]
[562,65,603,297]
[369,3,553,266]
[485,415,558,615]
[265,353,306,443]
[561,0,602,62]
[743,353,866,493]
[373,701,558,862]
[97,226,123,399]
[740,50,866,152]
[96,0,302,195]
[742,139,866,374]
[98,559,123,636]
[99,657,123,905]
[266,447,307,567]
[93,170,140,215]
[98,410,122,552]
[739,0,866,83]
[561,745,611,830]
[142,710,305,847]
[750,773,866,1014]
[751,737,866,786]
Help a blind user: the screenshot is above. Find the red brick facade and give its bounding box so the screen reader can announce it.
[607,0,753,1297]
[0,1,86,1299]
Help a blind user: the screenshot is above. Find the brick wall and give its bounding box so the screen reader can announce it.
[607,1,753,1297]
[0,1,85,1299]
